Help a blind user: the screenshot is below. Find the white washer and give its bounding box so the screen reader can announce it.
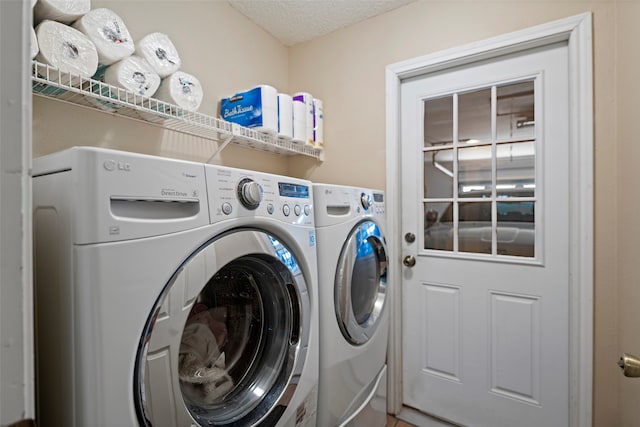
[32,147,319,427]
[313,184,389,427]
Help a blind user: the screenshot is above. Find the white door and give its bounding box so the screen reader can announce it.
[401,42,569,426]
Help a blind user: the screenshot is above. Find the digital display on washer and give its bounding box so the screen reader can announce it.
[373,193,384,202]
[278,183,309,198]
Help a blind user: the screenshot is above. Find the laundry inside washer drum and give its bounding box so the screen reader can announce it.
[179,265,265,404]
[179,256,297,424]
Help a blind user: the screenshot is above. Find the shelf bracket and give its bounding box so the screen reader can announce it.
[206,134,234,163]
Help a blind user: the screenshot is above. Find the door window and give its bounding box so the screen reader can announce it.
[423,80,536,258]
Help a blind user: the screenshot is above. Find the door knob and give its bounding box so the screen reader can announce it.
[403,255,416,267]
[619,353,640,377]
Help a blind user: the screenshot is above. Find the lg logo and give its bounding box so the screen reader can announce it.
[103,160,131,172]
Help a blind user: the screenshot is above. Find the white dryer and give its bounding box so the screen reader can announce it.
[313,184,389,427]
[32,147,319,427]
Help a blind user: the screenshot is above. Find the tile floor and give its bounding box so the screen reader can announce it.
[387,414,417,427]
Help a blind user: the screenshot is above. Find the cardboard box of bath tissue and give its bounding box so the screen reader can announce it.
[220,85,278,134]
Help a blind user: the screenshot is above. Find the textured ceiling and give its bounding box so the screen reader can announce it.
[227,0,416,46]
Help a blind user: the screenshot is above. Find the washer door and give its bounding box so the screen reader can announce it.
[335,220,389,345]
[134,229,311,427]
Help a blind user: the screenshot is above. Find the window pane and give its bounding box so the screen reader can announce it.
[497,201,535,257]
[425,150,453,198]
[424,202,453,251]
[496,141,535,197]
[424,96,453,147]
[458,145,491,198]
[459,89,491,144]
[497,81,534,141]
[458,202,492,254]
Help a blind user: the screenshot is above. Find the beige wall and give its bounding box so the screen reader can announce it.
[617,1,640,426]
[33,0,292,174]
[288,0,623,425]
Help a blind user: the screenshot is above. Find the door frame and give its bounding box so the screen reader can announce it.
[0,0,35,425]
[385,13,593,426]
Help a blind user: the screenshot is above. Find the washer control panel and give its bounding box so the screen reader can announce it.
[206,165,313,226]
[372,191,385,216]
[237,178,263,210]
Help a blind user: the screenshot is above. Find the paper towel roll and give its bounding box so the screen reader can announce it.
[31,27,39,59]
[72,8,134,66]
[293,92,314,146]
[292,99,306,144]
[277,93,293,140]
[35,20,99,81]
[154,71,203,112]
[100,56,161,99]
[34,0,90,25]
[313,98,323,148]
[135,32,181,78]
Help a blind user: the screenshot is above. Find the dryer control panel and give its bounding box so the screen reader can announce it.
[205,165,314,227]
[312,183,386,228]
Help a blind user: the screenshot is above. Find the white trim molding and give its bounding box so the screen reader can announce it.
[385,12,593,427]
[0,0,35,425]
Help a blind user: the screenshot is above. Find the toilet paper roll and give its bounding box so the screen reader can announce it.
[99,56,161,99]
[135,32,181,78]
[32,0,37,8]
[72,8,134,66]
[154,71,203,112]
[277,94,293,140]
[34,0,90,25]
[35,20,99,81]
[292,99,306,144]
[31,27,39,59]
[293,92,314,146]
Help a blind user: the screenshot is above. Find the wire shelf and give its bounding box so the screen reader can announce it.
[31,61,324,161]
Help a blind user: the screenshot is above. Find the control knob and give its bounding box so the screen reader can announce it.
[237,178,263,210]
[360,192,372,210]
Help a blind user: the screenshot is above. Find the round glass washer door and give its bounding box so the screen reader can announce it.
[134,228,311,427]
[335,220,388,345]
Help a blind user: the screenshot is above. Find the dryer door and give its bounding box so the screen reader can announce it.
[335,220,389,345]
[134,229,311,427]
